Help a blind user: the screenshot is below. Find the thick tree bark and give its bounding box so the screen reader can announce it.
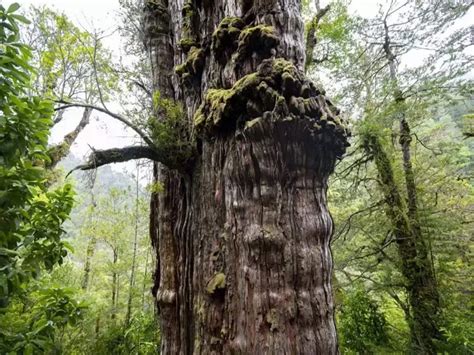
[144,0,349,353]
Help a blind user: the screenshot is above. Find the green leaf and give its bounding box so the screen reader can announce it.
[6,3,20,14]
[11,14,31,25]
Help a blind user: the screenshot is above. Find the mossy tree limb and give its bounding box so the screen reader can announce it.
[47,107,92,169]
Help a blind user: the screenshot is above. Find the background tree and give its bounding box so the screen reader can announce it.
[305,0,474,352]
[21,6,119,169]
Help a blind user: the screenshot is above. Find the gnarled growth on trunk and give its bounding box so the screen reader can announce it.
[141,0,350,353]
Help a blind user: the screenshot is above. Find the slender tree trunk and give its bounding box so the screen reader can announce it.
[126,166,140,326]
[81,236,96,290]
[382,23,441,353]
[82,197,97,290]
[95,317,101,339]
[399,117,441,353]
[362,130,440,354]
[142,247,150,310]
[144,0,349,353]
[111,249,118,321]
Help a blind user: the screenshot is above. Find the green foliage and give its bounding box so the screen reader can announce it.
[317,2,350,42]
[92,312,159,355]
[338,288,389,353]
[0,3,74,307]
[0,284,86,354]
[25,6,118,103]
[146,181,164,194]
[318,0,473,352]
[62,185,158,354]
[149,90,194,164]
[304,0,355,70]
[462,113,474,137]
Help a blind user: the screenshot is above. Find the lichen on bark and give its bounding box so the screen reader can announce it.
[206,272,226,295]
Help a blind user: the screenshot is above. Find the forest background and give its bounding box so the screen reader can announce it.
[0,0,472,353]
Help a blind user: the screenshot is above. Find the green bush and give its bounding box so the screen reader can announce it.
[338,288,389,353]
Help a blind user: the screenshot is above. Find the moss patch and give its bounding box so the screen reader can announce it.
[206,272,226,295]
[266,308,279,332]
[46,141,70,167]
[193,57,350,156]
[235,24,279,61]
[175,46,206,80]
[211,18,279,64]
[211,17,245,62]
[178,37,198,53]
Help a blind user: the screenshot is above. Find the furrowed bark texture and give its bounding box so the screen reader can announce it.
[143,0,349,353]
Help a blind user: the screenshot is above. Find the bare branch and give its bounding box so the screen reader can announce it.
[130,78,152,97]
[55,100,155,148]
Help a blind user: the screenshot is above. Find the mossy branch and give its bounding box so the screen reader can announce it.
[67,145,181,176]
[305,4,331,72]
[63,95,196,175]
[48,107,92,170]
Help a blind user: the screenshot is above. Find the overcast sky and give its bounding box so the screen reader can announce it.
[11,0,139,176]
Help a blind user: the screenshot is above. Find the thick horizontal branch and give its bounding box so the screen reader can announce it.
[55,100,155,148]
[67,145,172,176]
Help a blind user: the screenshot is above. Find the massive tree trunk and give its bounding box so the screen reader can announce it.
[143,0,349,353]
